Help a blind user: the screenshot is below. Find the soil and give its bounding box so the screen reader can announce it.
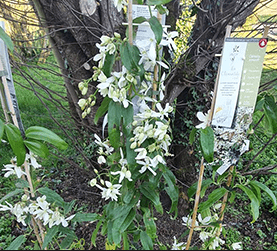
[13,165,277,250]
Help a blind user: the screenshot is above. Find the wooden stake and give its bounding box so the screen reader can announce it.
[185,25,232,250]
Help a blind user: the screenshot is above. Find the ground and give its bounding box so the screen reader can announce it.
[18,165,277,250]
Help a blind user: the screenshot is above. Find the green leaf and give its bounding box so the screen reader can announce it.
[109,128,121,149]
[0,119,4,140]
[119,209,136,233]
[64,200,76,215]
[163,169,179,215]
[4,123,26,166]
[237,184,260,223]
[133,17,147,24]
[91,219,103,247]
[42,225,59,249]
[200,126,214,163]
[0,189,24,204]
[149,16,163,44]
[147,0,172,5]
[187,178,213,199]
[94,97,111,125]
[108,101,121,134]
[189,127,197,145]
[263,94,277,134]
[71,213,99,223]
[140,231,153,250]
[0,26,14,52]
[102,53,115,77]
[5,235,26,250]
[142,208,157,240]
[198,187,227,212]
[24,139,49,158]
[140,182,163,214]
[37,187,64,207]
[249,180,277,211]
[59,227,77,249]
[120,41,142,75]
[25,126,68,150]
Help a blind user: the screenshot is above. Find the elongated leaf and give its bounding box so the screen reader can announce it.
[24,139,49,158]
[119,209,136,233]
[140,182,163,214]
[148,0,172,5]
[71,213,99,223]
[42,225,59,249]
[149,16,163,44]
[94,96,111,125]
[163,169,179,215]
[200,126,214,163]
[37,187,64,207]
[0,26,14,52]
[198,187,227,212]
[237,184,260,223]
[140,231,153,250]
[4,123,26,166]
[64,200,76,215]
[109,128,121,149]
[58,227,77,250]
[0,119,4,140]
[133,17,147,24]
[0,189,24,204]
[91,219,103,247]
[108,101,121,134]
[25,126,68,150]
[187,178,213,199]
[5,235,26,250]
[249,180,277,211]
[142,208,157,240]
[263,94,277,134]
[189,127,197,145]
[102,53,115,77]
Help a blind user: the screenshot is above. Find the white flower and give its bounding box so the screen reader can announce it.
[26,152,42,169]
[172,236,186,250]
[134,148,147,160]
[136,156,157,176]
[113,0,127,12]
[232,242,242,250]
[198,214,211,225]
[209,236,225,250]
[156,103,173,120]
[161,30,178,51]
[97,155,106,164]
[101,181,122,201]
[199,231,210,242]
[111,167,132,183]
[196,110,210,129]
[2,163,26,179]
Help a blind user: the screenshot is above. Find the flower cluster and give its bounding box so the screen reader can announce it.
[0,195,75,228]
[1,155,75,228]
[180,203,242,250]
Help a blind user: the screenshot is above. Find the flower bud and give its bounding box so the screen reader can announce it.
[90,178,97,187]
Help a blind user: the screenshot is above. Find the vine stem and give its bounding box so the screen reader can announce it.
[185,25,232,250]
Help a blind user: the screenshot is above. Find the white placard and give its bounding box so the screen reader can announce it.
[212,40,247,128]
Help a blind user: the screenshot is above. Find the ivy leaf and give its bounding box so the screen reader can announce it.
[199,126,214,163]
[4,123,26,166]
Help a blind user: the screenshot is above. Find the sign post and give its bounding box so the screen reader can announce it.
[0,21,24,136]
